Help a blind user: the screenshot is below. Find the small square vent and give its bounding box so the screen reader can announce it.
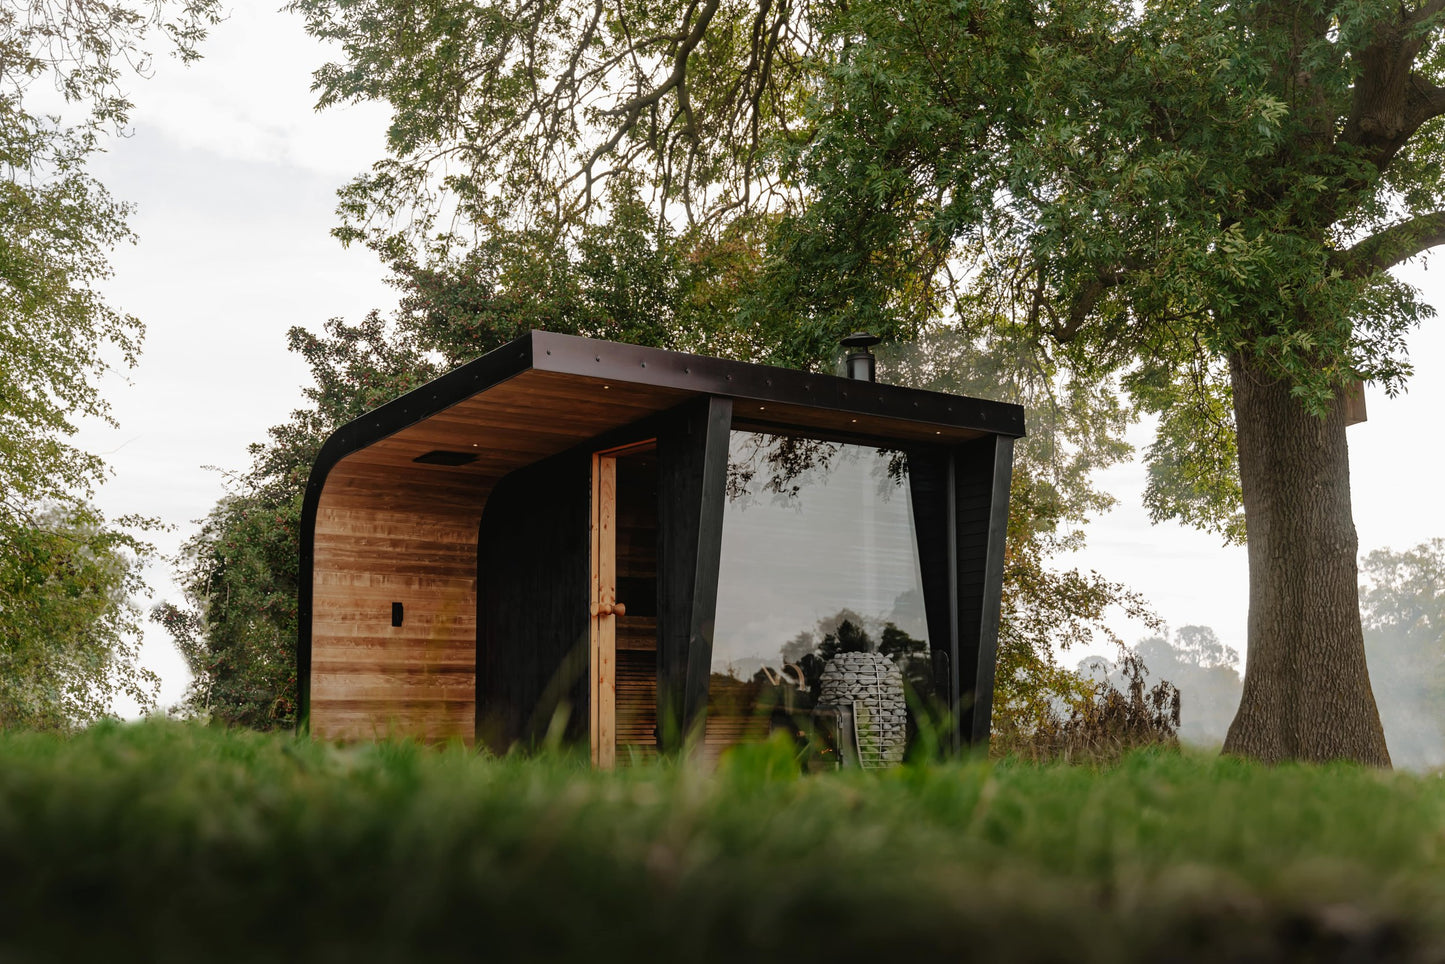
[412,449,478,466]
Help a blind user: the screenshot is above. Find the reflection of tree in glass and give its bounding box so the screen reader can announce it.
[881,623,930,688]
[726,433,840,504]
[725,433,908,506]
[795,618,872,698]
[882,451,908,492]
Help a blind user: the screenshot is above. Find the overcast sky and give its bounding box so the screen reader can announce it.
[72,2,1445,712]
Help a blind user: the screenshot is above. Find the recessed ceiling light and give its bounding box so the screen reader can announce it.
[413,450,477,466]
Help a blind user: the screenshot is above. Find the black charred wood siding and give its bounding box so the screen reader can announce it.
[475,454,591,750]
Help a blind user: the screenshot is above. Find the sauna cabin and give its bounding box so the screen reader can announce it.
[298,331,1025,764]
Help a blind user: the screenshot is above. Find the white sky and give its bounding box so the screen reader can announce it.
[70,2,1445,713]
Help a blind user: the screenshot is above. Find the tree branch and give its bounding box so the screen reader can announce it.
[1338,10,1444,172]
[565,0,721,196]
[606,0,719,120]
[1337,210,1445,278]
[1056,262,1138,340]
[1404,0,1445,32]
[1408,76,1445,127]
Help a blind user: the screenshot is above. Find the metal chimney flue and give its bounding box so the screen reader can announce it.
[841,332,882,383]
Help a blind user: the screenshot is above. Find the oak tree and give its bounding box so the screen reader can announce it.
[759,0,1445,764]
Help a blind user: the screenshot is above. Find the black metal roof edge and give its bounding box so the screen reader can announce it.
[295,335,537,728]
[530,330,1027,439]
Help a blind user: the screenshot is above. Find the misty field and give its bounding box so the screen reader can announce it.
[1,721,1442,962]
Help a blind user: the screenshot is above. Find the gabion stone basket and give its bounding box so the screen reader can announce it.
[819,651,907,767]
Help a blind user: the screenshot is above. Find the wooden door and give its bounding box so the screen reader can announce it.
[590,442,658,768]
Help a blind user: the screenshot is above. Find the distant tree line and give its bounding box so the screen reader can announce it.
[1083,565,1445,771]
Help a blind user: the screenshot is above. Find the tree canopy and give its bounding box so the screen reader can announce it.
[775,0,1441,525]
[0,505,155,729]
[772,0,1445,762]
[1,0,219,728]
[1,0,220,516]
[289,0,819,252]
[281,0,1445,762]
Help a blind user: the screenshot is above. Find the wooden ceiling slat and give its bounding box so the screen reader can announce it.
[318,480,491,504]
[325,460,491,485]
[322,368,695,480]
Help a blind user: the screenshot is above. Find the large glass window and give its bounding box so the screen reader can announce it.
[708,431,937,765]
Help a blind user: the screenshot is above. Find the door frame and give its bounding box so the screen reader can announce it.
[589,439,656,768]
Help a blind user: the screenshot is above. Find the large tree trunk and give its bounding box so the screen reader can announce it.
[1222,350,1391,766]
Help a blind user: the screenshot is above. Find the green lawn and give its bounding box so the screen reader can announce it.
[1,720,1441,962]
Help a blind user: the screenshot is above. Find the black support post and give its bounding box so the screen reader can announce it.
[906,447,957,751]
[656,396,733,751]
[952,435,1015,749]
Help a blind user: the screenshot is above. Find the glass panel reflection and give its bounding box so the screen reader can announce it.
[709,431,935,764]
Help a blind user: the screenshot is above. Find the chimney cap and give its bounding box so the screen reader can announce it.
[841,331,882,350]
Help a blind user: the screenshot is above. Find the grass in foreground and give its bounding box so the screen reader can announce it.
[0,720,1442,962]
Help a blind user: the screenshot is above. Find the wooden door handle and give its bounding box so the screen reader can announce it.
[590,601,627,617]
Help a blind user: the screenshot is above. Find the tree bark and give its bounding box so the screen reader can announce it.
[1222,350,1391,766]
